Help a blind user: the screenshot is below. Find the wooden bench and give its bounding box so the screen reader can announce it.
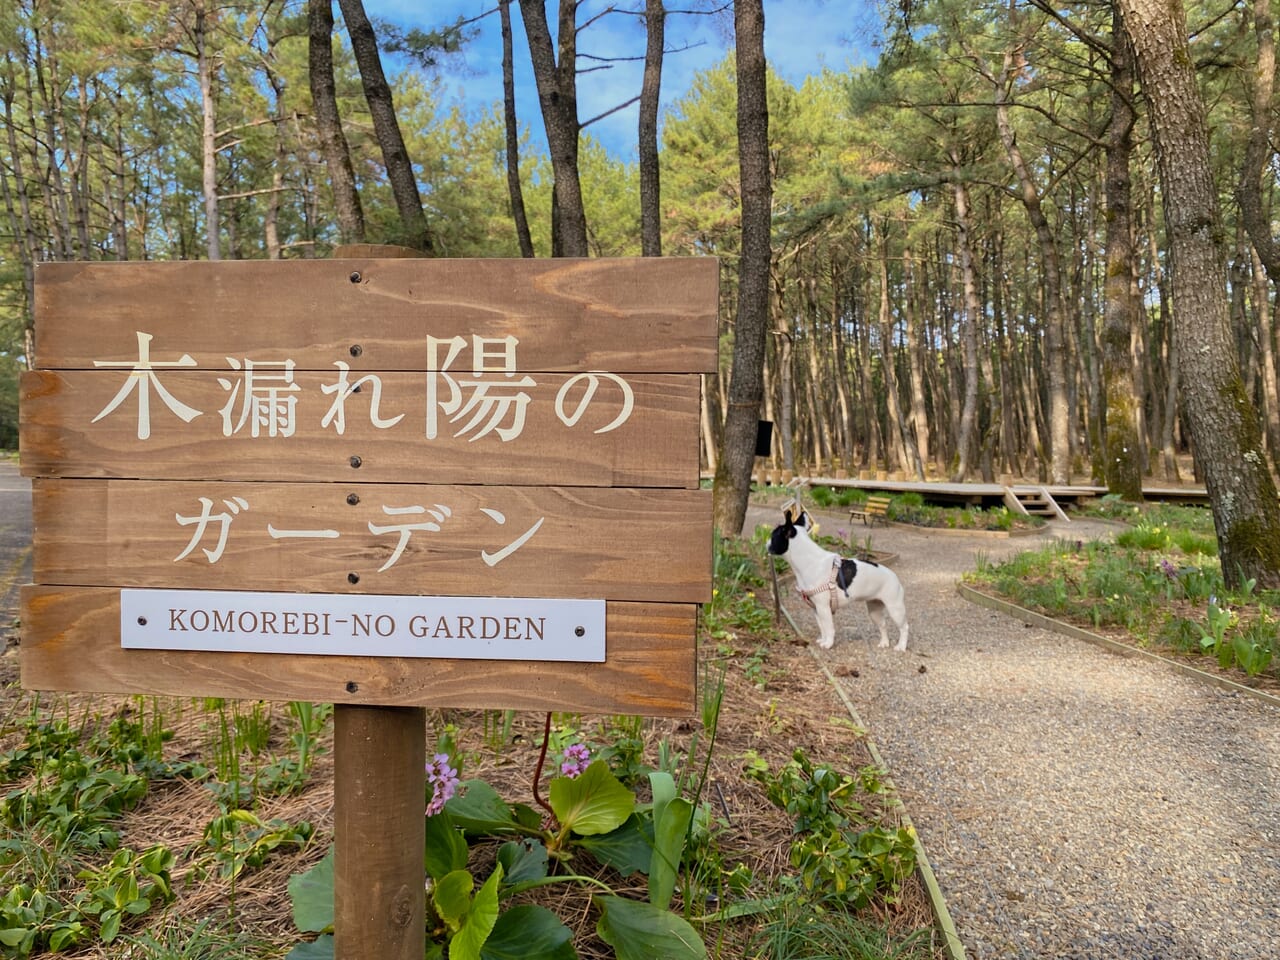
[849,494,891,526]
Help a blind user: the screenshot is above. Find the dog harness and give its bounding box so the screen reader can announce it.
[797,558,844,612]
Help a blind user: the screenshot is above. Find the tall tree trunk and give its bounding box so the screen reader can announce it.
[828,272,853,471]
[773,286,795,472]
[338,0,432,252]
[196,3,220,261]
[309,0,365,244]
[950,172,981,481]
[713,0,770,537]
[990,50,1071,483]
[0,54,38,362]
[639,0,664,256]
[1117,0,1280,589]
[855,299,881,470]
[1254,247,1280,466]
[109,88,131,258]
[518,0,589,257]
[701,372,719,474]
[499,0,535,257]
[903,246,931,472]
[1239,0,1280,274]
[1101,11,1144,500]
[877,222,921,478]
[1237,0,1280,469]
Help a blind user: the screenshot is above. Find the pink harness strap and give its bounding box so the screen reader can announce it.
[797,558,842,612]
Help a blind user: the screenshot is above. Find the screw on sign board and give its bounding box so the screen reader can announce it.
[20,257,717,715]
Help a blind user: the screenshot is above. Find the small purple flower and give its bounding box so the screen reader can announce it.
[426,752,459,816]
[559,743,591,779]
[1160,558,1177,578]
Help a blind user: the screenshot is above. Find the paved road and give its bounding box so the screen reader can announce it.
[0,460,32,646]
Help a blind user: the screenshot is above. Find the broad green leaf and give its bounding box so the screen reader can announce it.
[594,896,707,960]
[496,839,548,885]
[481,904,577,960]
[548,761,635,837]
[649,771,677,827]
[284,935,334,960]
[572,814,653,877]
[432,869,475,928]
[448,864,502,960]
[649,796,693,909]
[100,909,122,943]
[445,780,518,835]
[287,847,334,934]
[511,802,543,831]
[425,811,469,881]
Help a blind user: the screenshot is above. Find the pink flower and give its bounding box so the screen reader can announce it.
[559,743,591,779]
[426,752,459,816]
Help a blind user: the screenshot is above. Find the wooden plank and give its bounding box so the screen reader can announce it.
[20,586,698,714]
[334,705,426,960]
[31,480,712,603]
[20,370,700,486]
[33,258,719,372]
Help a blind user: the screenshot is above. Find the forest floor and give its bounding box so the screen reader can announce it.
[0,495,942,959]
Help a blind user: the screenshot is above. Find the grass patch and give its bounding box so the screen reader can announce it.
[966,504,1280,685]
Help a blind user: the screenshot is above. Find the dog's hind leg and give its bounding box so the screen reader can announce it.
[884,591,910,651]
[866,599,891,648]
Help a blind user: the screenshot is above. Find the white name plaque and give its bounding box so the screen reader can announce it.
[120,588,606,662]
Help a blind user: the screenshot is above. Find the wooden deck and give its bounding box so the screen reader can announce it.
[778,475,1212,509]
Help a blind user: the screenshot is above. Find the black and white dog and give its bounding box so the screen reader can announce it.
[767,510,910,651]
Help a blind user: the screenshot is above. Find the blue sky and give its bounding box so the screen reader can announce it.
[362,1,883,159]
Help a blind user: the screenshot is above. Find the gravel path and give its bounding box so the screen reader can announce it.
[750,507,1280,960]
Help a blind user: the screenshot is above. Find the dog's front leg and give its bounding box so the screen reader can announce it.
[813,602,836,649]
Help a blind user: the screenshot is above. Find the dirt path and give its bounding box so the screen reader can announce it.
[747,506,1280,960]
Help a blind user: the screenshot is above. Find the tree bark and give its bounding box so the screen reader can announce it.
[338,0,432,252]
[499,0,535,257]
[1117,0,1280,589]
[639,0,664,256]
[309,0,365,244]
[196,2,220,260]
[518,0,589,257]
[1101,11,1144,500]
[902,246,931,472]
[1237,0,1280,469]
[990,49,1070,483]
[712,0,771,537]
[877,221,922,478]
[950,172,981,481]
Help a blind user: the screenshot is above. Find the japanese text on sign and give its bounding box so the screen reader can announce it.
[94,331,635,441]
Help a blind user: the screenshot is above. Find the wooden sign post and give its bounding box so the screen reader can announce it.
[20,256,717,957]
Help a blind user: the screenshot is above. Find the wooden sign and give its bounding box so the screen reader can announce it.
[20,257,717,715]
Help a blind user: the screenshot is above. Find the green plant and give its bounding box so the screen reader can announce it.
[0,845,175,956]
[749,890,933,959]
[1196,601,1237,669]
[286,749,710,960]
[197,810,314,881]
[74,845,176,944]
[967,503,1280,683]
[745,749,917,906]
[118,916,278,959]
